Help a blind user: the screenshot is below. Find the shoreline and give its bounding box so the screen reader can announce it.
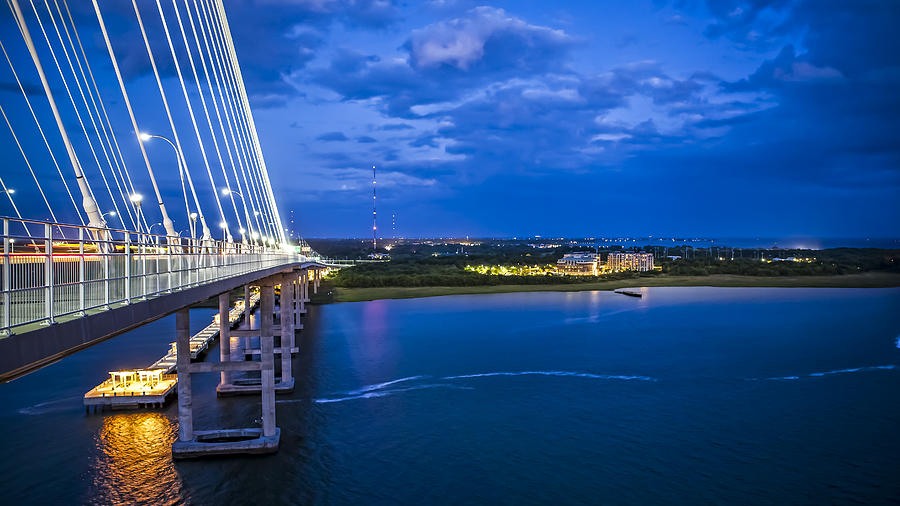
[329,272,900,303]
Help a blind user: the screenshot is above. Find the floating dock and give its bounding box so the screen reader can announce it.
[614,289,643,298]
[84,292,260,411]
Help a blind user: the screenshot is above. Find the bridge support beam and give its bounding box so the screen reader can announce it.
[218,293,231,386]
[279,273,293,384]
[217,275,293,396]
[174,293,280,458]
[260,280,277,436]
[176,308,192,442]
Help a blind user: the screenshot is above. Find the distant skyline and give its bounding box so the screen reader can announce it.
[0,1,898,239]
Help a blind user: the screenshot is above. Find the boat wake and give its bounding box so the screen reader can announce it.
[312,384,473,404]
[761,364,897,381]
[18,396,82,415]
[441,371,657,382]
[306,370,657,404]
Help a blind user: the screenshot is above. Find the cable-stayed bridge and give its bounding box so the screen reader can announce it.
[0,0,328,456]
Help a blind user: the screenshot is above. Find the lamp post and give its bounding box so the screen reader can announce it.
[220,187,250,244]
[129,193,144,235]
[139,132,208,240]
[188,212,198,240]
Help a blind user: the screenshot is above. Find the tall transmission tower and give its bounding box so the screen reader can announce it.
[372,164,377,251]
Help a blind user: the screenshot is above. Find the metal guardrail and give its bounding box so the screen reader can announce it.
[1,216,305,335]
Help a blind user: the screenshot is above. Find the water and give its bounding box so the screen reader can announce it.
[1,288,899,504]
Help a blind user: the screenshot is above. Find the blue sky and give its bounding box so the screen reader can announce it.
[1,0,898,239]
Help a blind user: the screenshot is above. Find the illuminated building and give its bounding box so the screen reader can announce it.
[607,251,654,272]
[556,253,600,275]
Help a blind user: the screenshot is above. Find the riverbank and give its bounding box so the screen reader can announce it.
[329,272,900,303]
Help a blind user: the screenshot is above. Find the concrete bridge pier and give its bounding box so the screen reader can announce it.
[217,274,294,396]
[219,293,232,386]
[173,302,280,458]
[279,272,293,384]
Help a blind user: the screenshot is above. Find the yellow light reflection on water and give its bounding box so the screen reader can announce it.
[93,413,183,504]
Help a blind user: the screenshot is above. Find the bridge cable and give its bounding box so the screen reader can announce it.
[92,0,178,238]
[0,174,30,236]
[49,0,141,231]
[132,0,208,239]
[37,0,136,231]
[174,0,245,241]
[22,0,126,229]
[195,0,266,241]
[208,0,278,241]
[7,0,104,230]
[155,0,230,241]
[215,0,285,242]
[0,37,84,225]
[60,0,146,233]
[185,0,254,242]
[0,102,62,228]
[200,0,270,240]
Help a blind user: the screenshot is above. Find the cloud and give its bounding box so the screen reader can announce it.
[311,7,577,116]
[379,123,416,131]
[316,131,349,141]
[406,6,574,72]
[356,135,378,143]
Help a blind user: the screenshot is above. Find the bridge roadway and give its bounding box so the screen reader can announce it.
[0,257,323,382]
[0,216,324,382]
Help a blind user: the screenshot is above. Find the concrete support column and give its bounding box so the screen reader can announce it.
[242,284,252,329]
[218,293,231,386]
[279,273,293,383]
[260,280,276,437]
[242,284,253,354]
[313,269,319,295]
[176,308,192,442]
[299,270,307,312]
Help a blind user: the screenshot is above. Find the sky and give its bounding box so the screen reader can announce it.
[0,0,898,240]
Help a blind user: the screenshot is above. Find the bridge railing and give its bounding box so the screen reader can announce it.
[1,216,303,336]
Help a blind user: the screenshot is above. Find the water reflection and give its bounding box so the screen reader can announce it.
[91,413,182,505]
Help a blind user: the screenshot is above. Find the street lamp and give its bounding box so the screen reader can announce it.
[1,188,15,195]
[129,193,144,234]
[189,212,198,240]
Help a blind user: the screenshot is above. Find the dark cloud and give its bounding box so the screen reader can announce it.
[311,7,577,116]
[379,123,415,131]
[356,135,378,143]
[316,131,349,141]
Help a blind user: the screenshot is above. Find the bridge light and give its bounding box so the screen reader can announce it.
[138,132,152,142]
[129,193,143,204]
[239,228,246,234]
[219,221,227,229]
[220,188,231,196]
[189,212,198,220]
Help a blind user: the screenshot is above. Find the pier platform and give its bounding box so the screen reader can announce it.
[83,292,260,411]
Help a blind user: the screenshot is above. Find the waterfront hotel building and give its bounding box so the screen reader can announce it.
[556,253,600,275]
[607,252,654,272]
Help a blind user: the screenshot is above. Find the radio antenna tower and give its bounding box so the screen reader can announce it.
[372,165,377,251]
